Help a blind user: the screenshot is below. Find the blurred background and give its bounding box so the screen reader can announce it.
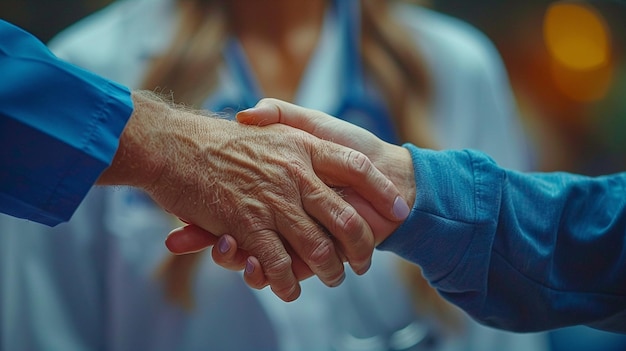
[2,0,624,175]
[1,0,625,350]
[432,0,626,176]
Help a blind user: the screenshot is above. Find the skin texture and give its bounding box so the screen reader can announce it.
[167,98,417,293]
[97,92,409,301]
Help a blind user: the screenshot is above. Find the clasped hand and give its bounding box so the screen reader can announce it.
[165,98,416,300]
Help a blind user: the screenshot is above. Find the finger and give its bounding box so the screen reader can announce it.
[292,258,315,281]
[238,98,364,140]
[314,142,410,220]
[300,183,374,275]
[211,235,249,271]
[166,224,218,254]
[274,206,347,286]
[211,234,315,280]
[243,256,268,290]
[244,249,316,291]
[238,99,410,222]
[340,188,398,245]
[282,232,332,282]
[239,228,302,302]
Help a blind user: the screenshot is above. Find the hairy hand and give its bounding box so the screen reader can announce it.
[166,98,417,293]
[99,92,408,301]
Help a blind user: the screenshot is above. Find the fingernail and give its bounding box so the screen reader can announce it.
[237,106,261,117]
[236,108,254,122]
[393,196,410,220]
[245,258,255,274]
[218,237,231,254]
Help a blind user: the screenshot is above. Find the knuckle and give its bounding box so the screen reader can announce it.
[377,177,398,196]
[307,237,336,268]
[335,204,360,235]
[303,235,345,286]
[234,214,273,250]
[288,160,310,184]
[345,150,372,176]
[335,205,374,262]
[296,176,327,206]
[262,254,300,300]
[262,254,294,280]
[238,214,265,232]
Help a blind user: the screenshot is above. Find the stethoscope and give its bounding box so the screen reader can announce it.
[206,0,401,144]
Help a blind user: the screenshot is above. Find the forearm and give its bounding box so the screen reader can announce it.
[486,169,626,332]
[378,146,499,294]
[379,145,626,332]
[219,98,626,324]
[0,20,133,225]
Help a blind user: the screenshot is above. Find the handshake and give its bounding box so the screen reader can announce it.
[77,93,626,333]
[101,93,417,302]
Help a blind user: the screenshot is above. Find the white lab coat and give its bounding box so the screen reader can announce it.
[0,0,546,350]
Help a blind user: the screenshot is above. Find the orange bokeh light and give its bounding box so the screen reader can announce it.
[544,1,610,70]
[543,1,614,102]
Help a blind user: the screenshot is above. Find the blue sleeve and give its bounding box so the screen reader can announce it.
[378,144,626,333]
[0,21,134,226]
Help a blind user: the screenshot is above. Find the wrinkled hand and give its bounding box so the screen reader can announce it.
[99,92,409,301]
[167,98,417,290]
[238,99,416,248]
[167,225,316,289]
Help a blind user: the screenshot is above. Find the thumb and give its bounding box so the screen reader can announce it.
[237,98,374,148]
[236,99,282,126]
[236,98,330,134]
[165,224,219,254]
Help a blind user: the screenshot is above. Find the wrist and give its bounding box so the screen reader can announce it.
[371,143,417,244]
[381,143,417,212]
[96,90,171,188]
